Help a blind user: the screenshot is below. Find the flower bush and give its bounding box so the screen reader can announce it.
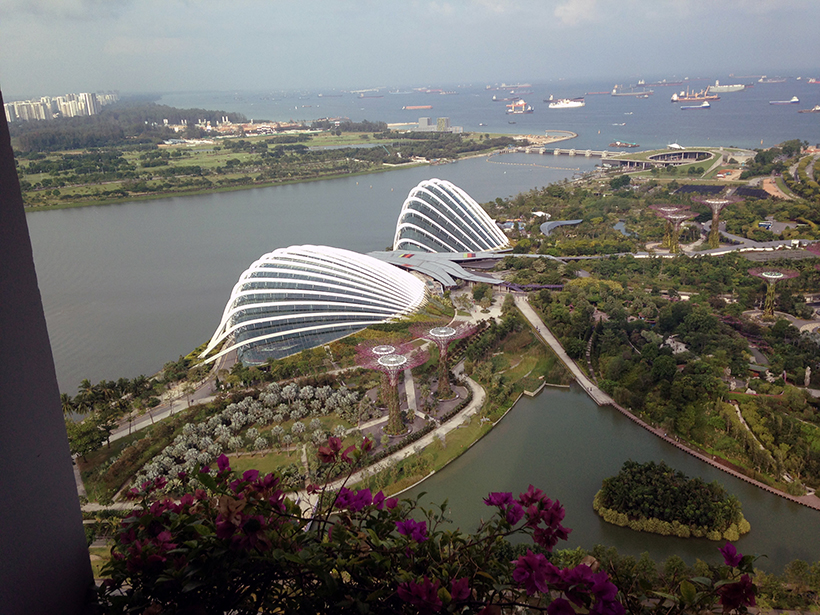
[100,440,757,615]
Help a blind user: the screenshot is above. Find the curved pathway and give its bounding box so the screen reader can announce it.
[514,294,820,512]
[295,375,487,514]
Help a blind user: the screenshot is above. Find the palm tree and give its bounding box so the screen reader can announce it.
[60,393,75,417]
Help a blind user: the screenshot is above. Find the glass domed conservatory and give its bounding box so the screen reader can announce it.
[392,178,509,253]
[200,245,426,365]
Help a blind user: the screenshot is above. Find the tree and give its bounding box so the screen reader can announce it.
[65,417,108,461]
[610,174,631,190]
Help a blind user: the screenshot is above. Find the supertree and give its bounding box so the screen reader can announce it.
[649,204,687,250]
[356,342,428,435]
[411,322,478,398]
[749,268,800,320]
[693,195,741,249]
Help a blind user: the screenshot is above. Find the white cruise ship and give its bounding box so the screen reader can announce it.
[547,98,585,109]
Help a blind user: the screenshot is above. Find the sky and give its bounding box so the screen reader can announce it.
[1,0,819,100]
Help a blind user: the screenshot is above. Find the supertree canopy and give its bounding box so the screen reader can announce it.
[650,206,696,254]
[693,195,741,249]
[356,342,428,435]
[411,322,478,398]
[748,268,800,319]
[649,205,686,250]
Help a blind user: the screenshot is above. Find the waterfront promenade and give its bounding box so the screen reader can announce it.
[513,293,820,513]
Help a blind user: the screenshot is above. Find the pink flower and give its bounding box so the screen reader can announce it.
[373,491,386,510]
[719,542,743,568]
[360,436,373,453]
[385,497,399,510]
[341,445,356,463]
[397,577,442,613]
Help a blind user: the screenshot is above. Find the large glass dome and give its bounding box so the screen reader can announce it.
[200,245,426,365]
[392,178,510,253]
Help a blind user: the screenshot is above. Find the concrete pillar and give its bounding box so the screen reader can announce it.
[0,89,93,614]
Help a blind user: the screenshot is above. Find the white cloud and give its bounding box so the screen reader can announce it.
[0,0,130,19]
[553,0,598,26]
[104,36,187,56]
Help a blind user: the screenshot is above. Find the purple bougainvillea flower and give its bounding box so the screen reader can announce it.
[385,497,399,510]
[217,454,231,473]
[397,577,442,613]
[719,542,743,567]
[318,436,343,463]
[718,574,756,611]
[373,490,385,510]
[396,519,428,542]
[512,549,553,595]
[484,492,513,507]
[242,469,259,483]
[506,502,525,525]
[450,577,470,602]
[547,597,576,615]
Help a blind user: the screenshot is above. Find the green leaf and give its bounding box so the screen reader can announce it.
[652,591,680,604]
[196,472,218,491]
[690,576,713,587]
[190,524,212,536]
[680,580,696,604]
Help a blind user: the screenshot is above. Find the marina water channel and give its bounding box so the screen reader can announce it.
[26,154,820,571]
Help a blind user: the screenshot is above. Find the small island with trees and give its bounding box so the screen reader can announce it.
[593,460,751,541]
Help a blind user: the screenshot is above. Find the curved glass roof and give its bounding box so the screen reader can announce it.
[393,179,509,253]
[201,245,426,364]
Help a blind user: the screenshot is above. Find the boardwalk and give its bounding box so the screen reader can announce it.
[514,294,820,513]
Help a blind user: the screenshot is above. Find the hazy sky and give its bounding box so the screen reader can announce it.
[1,0,818,99]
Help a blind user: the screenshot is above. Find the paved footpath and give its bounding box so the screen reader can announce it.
[514,294,820,512]
[514,294,613,406]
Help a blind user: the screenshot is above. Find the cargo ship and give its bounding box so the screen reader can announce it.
[506,99,533,114]
[809,78,820,84]
[759,76,787,83]
[707,80,745,93]
[547,98,585,109]
[798,105,820,113]
[671,88,720,102]
[769,96,799,105]
[402,105,433,110]
[611,86,654,97]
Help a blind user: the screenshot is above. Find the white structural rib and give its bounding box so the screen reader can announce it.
[393,178,510,253]
[200,245,426,364]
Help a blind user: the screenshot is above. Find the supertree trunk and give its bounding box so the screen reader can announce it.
[708,210,721,249]
[437,348,452,398]
[763,283,776,319]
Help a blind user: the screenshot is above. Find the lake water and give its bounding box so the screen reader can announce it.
[27,154,598,393]
[408,386,820,571]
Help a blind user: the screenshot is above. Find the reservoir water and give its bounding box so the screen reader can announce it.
[408,387,820,571]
